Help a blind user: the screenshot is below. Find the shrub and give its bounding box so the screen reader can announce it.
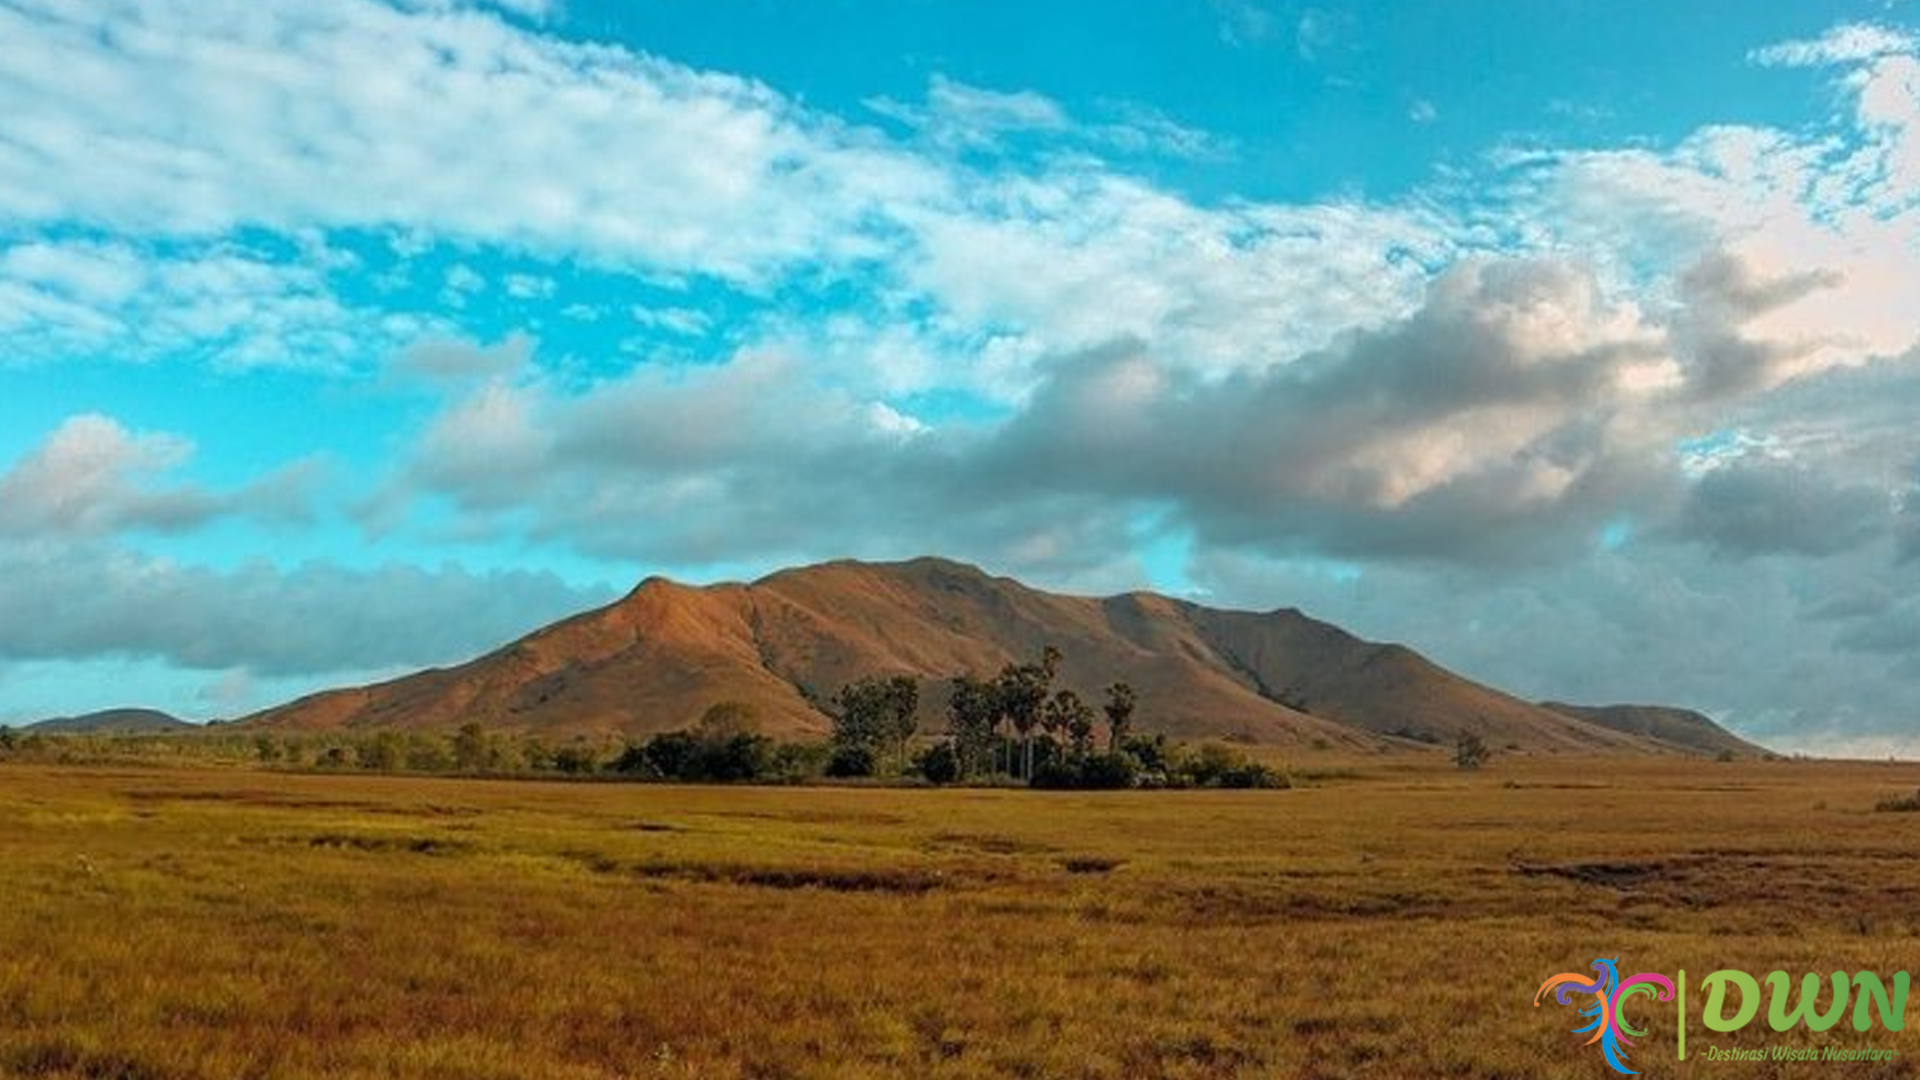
[767,742,829,784]
[612,729,774,783]
[825,743,877,778]
[550,743,601,775]
[360,732,407,771]
[1030,751,1138,790]
[914,742,961,785]
[696,733,772,782]
[639,731,700,778]
[1121,733,1173,773]
[1173,742,1289,789]
[404,736,453,773]
[1874,788,1920,813]
[1454,733,1491,770]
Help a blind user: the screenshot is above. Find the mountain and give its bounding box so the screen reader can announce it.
[24,708,195,735]
[1539,701,1766,757]
[242,556,1747,755]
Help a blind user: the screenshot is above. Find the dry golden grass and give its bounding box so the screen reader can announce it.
[4,757,1920,1078]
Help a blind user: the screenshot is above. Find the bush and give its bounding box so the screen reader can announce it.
[1875,788,1920,813]
[767,742,829,784]
[1079,752,1139,789]
[1173,742,1289,789]
[611,729,773,782]
[696,733,773,782]
[1121,734,1173,773]
[824,743,877,778]
[404,736,453,772]
[550,743,601,775]
[914,742,960,785]
[1031,752,1139,790]
[612,731,698,778]
[1454,733,1491,770]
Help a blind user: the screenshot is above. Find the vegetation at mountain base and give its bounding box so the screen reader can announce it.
[1,646,1291,790]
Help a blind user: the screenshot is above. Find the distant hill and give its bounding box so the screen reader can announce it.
[243,556,1750,755]
[1540,701,1767,757]
[24,708,195,735]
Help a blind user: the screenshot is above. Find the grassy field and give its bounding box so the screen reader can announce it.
[4,758,1920,1079]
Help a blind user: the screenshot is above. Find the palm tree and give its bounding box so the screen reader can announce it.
[1103,682,1136,752]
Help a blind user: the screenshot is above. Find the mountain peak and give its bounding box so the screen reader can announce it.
[240,555,1754,756]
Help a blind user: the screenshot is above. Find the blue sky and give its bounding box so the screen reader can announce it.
[3,0,1919,754]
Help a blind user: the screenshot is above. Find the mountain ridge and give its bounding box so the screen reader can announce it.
[23,708,195,735]
[241,556,1755,755]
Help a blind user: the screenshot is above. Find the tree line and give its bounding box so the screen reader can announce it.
[821,645,1282,789]
[0,647,1285,788]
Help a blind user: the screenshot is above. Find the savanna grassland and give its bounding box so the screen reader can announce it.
[4,758,1920,1080]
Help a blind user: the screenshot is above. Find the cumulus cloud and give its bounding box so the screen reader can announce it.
[0,415,217,536]
[0,414,324,538]
[898,180,1455,387]
[369,256,1673,569]
[0,544,608,677]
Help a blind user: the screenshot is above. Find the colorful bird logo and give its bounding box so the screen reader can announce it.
[1535,958,1676,1075]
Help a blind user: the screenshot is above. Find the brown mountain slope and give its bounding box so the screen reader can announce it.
[1540,701,1769,757]
[242,556,1736,754]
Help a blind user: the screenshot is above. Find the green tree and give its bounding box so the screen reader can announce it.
[995,647,1059,782]
[1045,689,1097,759]
[832,676,919,775]
[360,731,406,771]
[915,741,961,784]
[404,734,453,772]
[1103,682,1136,752]
[550,742,600,775]
[452,722,490,771]
[946,674,999,779]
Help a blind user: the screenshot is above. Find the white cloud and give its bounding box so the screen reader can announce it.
[504,272,558,300]
[0,0,938,283]
[1751,23,1916,67]
[900,176,1456,391]
[0,414,320,538]
[0,237,425,370]
[0,415,213,536]
[870,76,1230,163]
